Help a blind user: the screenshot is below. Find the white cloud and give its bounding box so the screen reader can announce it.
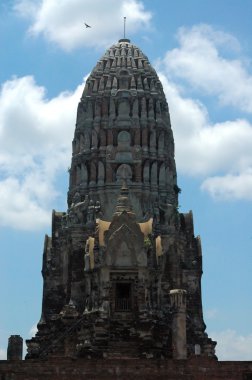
[0,75,84,230]
[201,169,252,200]
[159,73,252,172]
[0,178,51,230]
[14,0,152,51]
[158,71,252,201]
[212,329,252,360]
[162,24,252,113]
[0,348,6,360]
[29,324,37,337]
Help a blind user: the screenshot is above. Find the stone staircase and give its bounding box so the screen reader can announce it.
[106,319,141,358]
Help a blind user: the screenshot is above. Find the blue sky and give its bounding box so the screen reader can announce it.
[0,0,252,360]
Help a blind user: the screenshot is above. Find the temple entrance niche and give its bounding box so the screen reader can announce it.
[110,272,138,316]
[115,282,132,311]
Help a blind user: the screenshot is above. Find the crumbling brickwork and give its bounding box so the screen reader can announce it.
[1,357,252,379]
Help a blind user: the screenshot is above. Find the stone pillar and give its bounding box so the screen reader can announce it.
[169,289,187,360]
[7,335,23,360]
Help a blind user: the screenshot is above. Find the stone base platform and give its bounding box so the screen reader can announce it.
[1,357,252,380]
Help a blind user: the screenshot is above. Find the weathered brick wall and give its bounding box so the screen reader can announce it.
[0,358,252,380]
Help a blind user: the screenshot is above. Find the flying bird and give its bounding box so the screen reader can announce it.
[84,23,91,28]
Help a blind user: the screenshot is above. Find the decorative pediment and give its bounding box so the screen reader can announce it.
[105,214,146,268]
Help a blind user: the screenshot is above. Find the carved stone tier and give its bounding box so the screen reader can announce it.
[68,39,177,221]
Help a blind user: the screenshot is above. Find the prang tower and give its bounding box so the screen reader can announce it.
[26,39,216,360]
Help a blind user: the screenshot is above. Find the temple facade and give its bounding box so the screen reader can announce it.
[23,38,217,361]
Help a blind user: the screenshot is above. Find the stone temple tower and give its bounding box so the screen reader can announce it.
[26,39,216,360]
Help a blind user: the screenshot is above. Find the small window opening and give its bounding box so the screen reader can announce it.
[115,283,131,311]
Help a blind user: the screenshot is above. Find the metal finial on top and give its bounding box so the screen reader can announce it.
[124,17,126,39]
[119,17,130,43]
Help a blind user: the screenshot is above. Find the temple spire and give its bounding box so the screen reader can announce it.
[114,179,133,215]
